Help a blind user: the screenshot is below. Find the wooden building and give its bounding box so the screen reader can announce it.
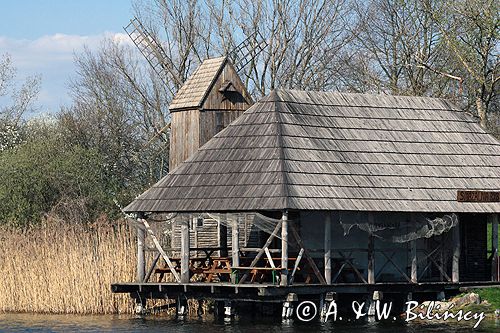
[114,68,500,315]
[166,57,258,255]
[168,56,253,170]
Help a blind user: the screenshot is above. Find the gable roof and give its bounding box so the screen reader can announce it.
[125,89,500,213]
[169,57,227,110]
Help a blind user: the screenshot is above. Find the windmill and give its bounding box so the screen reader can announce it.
[124,16,267,170]
[124,17,268,92]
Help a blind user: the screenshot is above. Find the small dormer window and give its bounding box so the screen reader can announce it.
[219,80,245,104]
[218,80,236,94]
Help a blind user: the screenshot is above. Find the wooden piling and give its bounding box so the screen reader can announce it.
[281,210,289,286]
[367,213,375,284]
[491,214,499,281]
[324,211,332,284]
[219,214,228,257]
[232,216,240,283]
[181,218,190,283]
[452,218,461,283]
[136,214,146,283]
[410,215,417,283]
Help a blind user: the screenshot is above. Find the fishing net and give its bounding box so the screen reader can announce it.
[208,212,286,239]
[339,212,458,243]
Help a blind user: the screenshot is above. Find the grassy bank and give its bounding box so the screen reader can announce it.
[473,288,500,310]
[0,217,137,314]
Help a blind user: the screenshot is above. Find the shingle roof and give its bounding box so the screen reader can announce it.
[169,57,227,110]
[125,89,500,213]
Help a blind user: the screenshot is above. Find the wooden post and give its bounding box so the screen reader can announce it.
[452,218,461,283]
[410,215,417,283]
[231,216,240,283]
[491,214,499,281]
[324,211,332,284]
[367,213,375,284]
[219,214,228,257]
[136,214,146,283]
[180,218,190,283]
[281,210,289,286]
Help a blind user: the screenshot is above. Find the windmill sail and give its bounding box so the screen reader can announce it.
[227,31,268,74]
[124,17,182,88]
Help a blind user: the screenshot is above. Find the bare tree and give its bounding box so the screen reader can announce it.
[424,0,499,128]
[343,0,457,97]
[0,53,41,126]
[206,0,352,96]
[65,39,171,187]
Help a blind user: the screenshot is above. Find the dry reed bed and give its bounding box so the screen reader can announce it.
[0,217,137,314]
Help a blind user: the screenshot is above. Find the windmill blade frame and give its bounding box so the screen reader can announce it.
[124,17,183,88]
[227,31,268,74]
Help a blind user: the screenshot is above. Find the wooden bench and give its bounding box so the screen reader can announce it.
[154,258,207,282]
[204,257,232,282]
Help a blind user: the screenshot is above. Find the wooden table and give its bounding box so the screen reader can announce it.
[204,257,232,282]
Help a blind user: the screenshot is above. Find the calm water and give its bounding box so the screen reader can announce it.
[0,313,499,333]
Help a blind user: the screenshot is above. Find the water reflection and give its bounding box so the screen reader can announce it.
[0,313,498,333]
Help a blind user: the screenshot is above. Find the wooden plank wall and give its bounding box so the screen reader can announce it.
[199,110,244,147]
[201,61,252,111]
[169,109,200,171]
[171,213,261,257]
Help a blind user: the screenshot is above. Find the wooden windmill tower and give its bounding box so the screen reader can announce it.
[167,57,253,170]
[125,18,266,171]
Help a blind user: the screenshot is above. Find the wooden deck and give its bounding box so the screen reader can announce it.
[111,281,500,302]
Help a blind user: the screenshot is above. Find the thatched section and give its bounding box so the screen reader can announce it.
[126,89,500,213]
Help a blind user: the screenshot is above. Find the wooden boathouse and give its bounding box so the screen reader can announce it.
[112,57,500,316]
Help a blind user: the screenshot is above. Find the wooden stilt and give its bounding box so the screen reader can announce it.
[137,214,146,283]
[231,216,240,283]
[367,213,375,284]
[410,215,417,283]
[452,218,461,283]
[324,211,332,284]
[491,214,499,281]
[219,214,228,257]
[181,219,190,283]
[281,210,289,286]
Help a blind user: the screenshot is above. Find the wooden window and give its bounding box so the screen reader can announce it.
[215,112,224,133]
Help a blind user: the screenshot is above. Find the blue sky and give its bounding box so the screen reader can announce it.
[0,0,134,113]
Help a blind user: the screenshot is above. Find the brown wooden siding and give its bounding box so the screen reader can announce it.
[169,109,200,171]
[199,110,245,148]
[171,213,261,257]
[201,61,252,111]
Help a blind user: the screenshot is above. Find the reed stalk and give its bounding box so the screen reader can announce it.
[0,216,136,314]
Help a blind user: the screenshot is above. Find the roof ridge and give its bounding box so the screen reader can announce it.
[196,56,228,108]
[169,56,228,110]
[273,94,290,210]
